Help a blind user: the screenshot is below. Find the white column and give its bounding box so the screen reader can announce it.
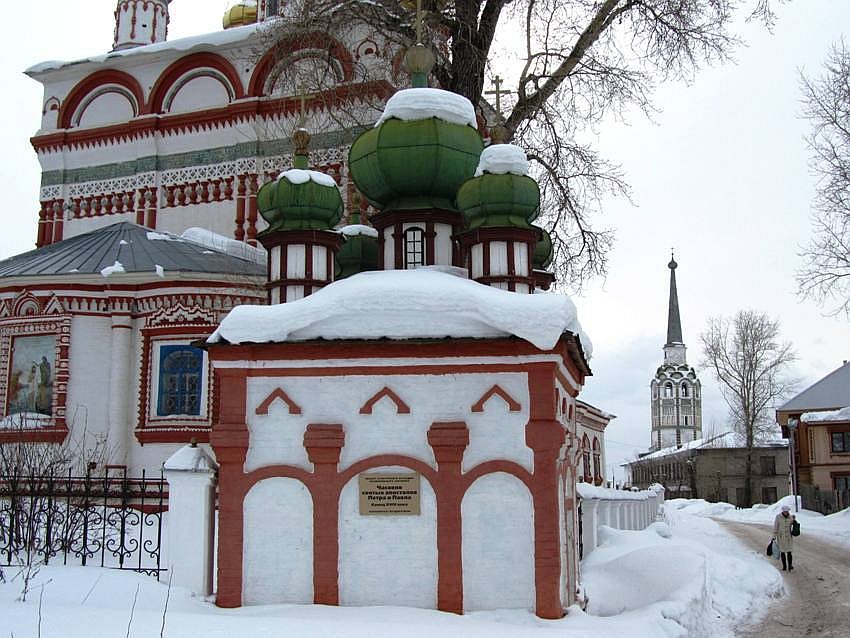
[164,444,218,596]
[107,311,133,464]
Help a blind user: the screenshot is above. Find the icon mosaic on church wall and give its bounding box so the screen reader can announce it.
[7,334,55,417]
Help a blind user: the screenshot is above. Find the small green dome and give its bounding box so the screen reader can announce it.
[533,227,553,270]
[348,89,484,211]
[257,168,343,232]
[456,172,540,229]
[336,218,379,279]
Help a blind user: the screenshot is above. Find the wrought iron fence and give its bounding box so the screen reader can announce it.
[800,482,850,516]
[0,468,167,578]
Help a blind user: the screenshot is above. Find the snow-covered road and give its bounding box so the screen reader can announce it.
[719,520,850,638]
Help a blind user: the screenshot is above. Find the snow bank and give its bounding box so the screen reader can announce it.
[669,495,850,548]
[209,267,592,355]
[180,227,266,264]
[475,144,529,177]
[578,509,783,638]
[802,406,850,422]
[376,88,477,128]
[0,504,787,638]
[277,168,339,188]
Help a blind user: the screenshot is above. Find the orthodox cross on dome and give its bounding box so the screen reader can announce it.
[485,75,513,143]
[485,75,512,120]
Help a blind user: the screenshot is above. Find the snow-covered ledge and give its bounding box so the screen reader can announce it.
[578,483,665,557]
[164,443,218,596]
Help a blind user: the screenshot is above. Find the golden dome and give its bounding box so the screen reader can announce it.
[223,2,258,29]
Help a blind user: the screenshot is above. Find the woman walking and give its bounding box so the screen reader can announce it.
[773,504,796,571]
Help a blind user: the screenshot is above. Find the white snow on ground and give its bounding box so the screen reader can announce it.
[475,144,530,177]
[276,168,339,189]
[208,267,591,354]
[376,88,478,128]
[0,501,788,637]
[667,494,850,548]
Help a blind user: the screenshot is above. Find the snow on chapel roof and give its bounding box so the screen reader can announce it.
[209,267,592,355]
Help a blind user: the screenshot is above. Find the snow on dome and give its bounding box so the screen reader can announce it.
[475,144,530,177]
[277,168,338,188]
[181,227,266,265]
[339,224,379,239]
[376,88,477,128]
[802,406,850,422]
[209,268,591,355]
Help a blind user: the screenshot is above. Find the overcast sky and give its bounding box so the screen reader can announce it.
[1,2,848,482]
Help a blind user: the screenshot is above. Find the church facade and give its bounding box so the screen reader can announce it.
[0,1,398,471]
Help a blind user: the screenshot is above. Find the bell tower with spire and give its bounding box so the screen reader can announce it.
[650,254,702,450]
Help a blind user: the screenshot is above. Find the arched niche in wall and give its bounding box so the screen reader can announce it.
[148,52,245,114]
[59,69,146,129]
[248,33,355,98]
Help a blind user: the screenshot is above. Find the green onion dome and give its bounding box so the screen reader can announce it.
[348,88,484,211]
[533,227,553,270]
[456,143,540,228]
[335,213,379,279]
[257,159,343,232]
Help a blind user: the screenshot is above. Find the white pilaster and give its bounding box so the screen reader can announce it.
[164,444,218,596]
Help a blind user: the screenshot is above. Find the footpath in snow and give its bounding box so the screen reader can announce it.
[1,500,798,638]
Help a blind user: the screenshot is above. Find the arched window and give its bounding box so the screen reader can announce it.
[403,227,425,269]
[581,435,592,482]
[681,383,689,398]
[664,382,673,398]
[592,437,602,484]
[157,345,204,416]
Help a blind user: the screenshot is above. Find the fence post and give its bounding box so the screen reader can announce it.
[581,498,599,556]
[164,443,218,596]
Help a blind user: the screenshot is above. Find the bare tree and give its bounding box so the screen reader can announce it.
[259,0,783,289]
[798,39,850,317]
[700,310,796,507]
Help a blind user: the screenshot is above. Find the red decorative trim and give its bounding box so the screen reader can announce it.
[134,428,210,444]
[255,387,302,415]
[470,384,522,413]
[59,69,147,129]
[359,386,411,415]
[34,82,394,153]
[149,52,245,114]
[0,427,68,444]
[248,33,356,96]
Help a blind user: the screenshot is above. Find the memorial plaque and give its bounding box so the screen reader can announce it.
[358,473,420,515]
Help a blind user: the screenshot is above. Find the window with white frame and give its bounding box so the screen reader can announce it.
[403,227,425,269]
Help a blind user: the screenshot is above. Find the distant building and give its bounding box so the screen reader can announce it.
[776,361,850,512]
[576,401,614,486]
[649,255,702,451]
[624,432,789,505]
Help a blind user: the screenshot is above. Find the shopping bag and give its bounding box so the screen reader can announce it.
[766,539,773,556]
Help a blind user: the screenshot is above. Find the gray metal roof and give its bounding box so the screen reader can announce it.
[0,222,266,279]
[779,361,850,412]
